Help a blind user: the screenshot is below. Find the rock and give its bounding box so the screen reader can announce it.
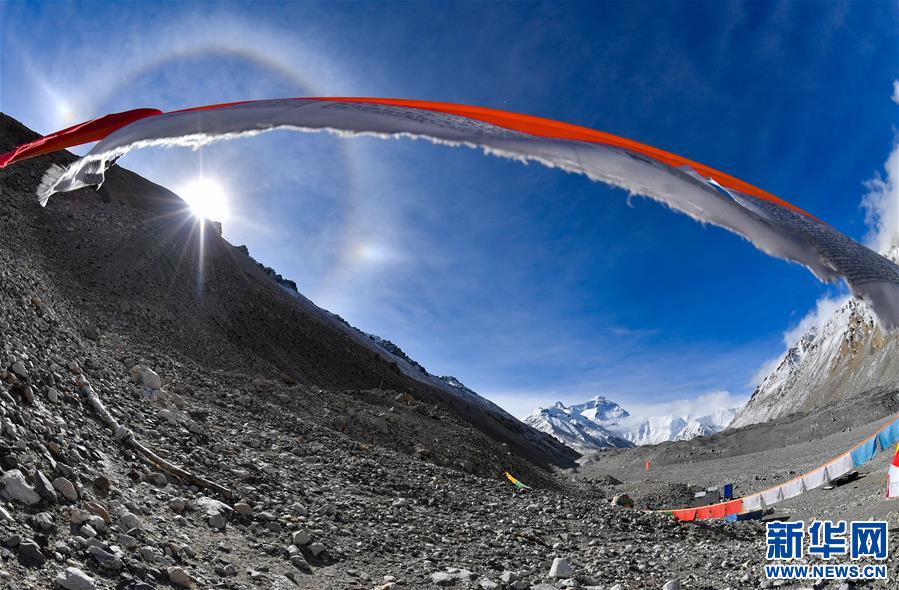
[169,497,187,513]
[84,324,100,341]
[372,414,389,434]
[1,469,41,505]
[478,581,499,589]
[33,469,57,503]
[234,502,252,515]
[88,545,123,569]
[291,530,312,546]
[70,509,91,525]
[17,539,45,566]
[52,477,77,501]
[431,572,455,586]
[430,569,473,586]
[308,542,326,557]
[215,562,238,577]
[117,533,138,549]
[1,417,17,438]
[610,494,634,509]
[663,580,682,590]
[290,554,312,572]
[92,476,110,493]
[209,512,226,529]
[138,546,161,563]
[548,557,574,578]
[30,511,55,532]
[10,361,27,379]
[86,514,105,532]
[54,567,96,590]
[168,566,194,588]
[197,496,231,530]
[130,365,162,390]
[501,571,518,584]
[118,512,141,531]
[46,388,59,403]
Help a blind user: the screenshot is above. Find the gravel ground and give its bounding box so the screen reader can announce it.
[577,390,899,521]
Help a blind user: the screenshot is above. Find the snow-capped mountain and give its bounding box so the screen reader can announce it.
[609,408,737,446]
[731,236,899,428]
[525,396,736,451]
[568,396,630,423]
[524,401,634,452]
[674,420,714,441]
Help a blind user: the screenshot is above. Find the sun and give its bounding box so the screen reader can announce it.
[177,178,231,222]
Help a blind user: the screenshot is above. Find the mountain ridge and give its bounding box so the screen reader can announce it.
[732,237,899,428]
[525,396,736,451]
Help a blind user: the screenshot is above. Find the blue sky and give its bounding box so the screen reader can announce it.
[2,1,897,418]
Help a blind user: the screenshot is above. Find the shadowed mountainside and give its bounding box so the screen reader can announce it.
[0,113,576,477]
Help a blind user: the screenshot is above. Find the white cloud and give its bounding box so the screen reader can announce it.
[749,292,847,385]
[860,125,898,254]
[622,390,748,421]
[781,293,848,347]
[892,80,899,105]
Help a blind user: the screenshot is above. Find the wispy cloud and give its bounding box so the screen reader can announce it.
[860,81,899,254]
[749,291,848,385]
[622,390,747,422]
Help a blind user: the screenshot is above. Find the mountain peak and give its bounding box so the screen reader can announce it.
[570,396,630,422]
[526,395,733,451]
[731,295,899,428]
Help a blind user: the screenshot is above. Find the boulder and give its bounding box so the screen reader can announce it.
[130,365,162,390]
[1,469,41,505]
[549,557,574,578]
[54,567,96,590]
[52,477,78,501]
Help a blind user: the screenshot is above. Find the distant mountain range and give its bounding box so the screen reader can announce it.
[525,396,737,452]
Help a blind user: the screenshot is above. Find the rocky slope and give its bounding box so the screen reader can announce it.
[0,113,574,477]
[732,240,899,428]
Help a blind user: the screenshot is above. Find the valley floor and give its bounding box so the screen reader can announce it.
[577,388,899,524]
